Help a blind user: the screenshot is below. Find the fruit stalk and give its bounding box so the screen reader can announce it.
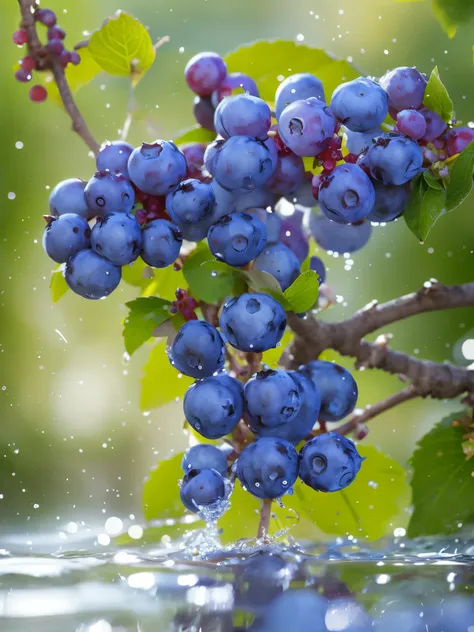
[257,498,272,540]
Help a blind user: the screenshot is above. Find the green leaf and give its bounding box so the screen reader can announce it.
[291,445,411,541]
[407,411,474,537]
[224,41,358,104]
[261,329,294,368]
[88,11,155,83]
[146,265,188,301]
[123,297,172,355]
[143,452,185,520]
[121,258,155,291]
[404,177,446,241]
[423,67,454,123]
[432,0,474,38]
[423,169,444,190]
[140,341,193,411]
[50,265,69,303]
[445,139,474,211]
[283,270,319,313]
[42,48,102,107]
[173,125,216,147]
[182,243,246,303]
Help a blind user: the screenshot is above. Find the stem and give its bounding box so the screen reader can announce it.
[257,499,272,540]
[336,385,418,436]
[18,0,100,155]
[120,85,136,142]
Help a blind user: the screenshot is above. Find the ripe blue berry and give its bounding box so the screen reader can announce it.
[84,171,135,216]
[65,249,121,300]
[419,107,448,142]
[344,126,383,155]
[166,179,215,225]
[278,97,336,157]
[208,211,267,266]
[309,256,326,284]
[254,243,301,291]
[358,132,423,186]
[212,136,277,193]
[181,143,207,180]
[330,77,388,132]
[214,94,271,140]
[368,182,410,223]
[275,73,325,120]
[42,214,91,264]
[267,151,305,196]
[193,96,216,131]
[96,140,134,178]
[128,141,187,196]
[180,468,226,513]
[299,360,358,422]
[169,320,225,378]
[182,444,228,475]
[279,218,309,262]
[211,72,259,108]
[246,208,282,244]
[299,432,364,492]
[177,180,236,242]
[379,66,426,112]
[396,109,427,140]
[244,369,301,428]
[236,437,299,499]
[234,187,277,213]
[184,373,244,439]
[49,178,91,220]
[91,212,142,266]
[307,212,373,254]
[141,219,182,268]
[319,164,375,224]
[219,293,286,353]
[254,590,328,632]
[185,52,227,97]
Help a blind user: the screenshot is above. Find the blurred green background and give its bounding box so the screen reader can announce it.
[1,0,473,533]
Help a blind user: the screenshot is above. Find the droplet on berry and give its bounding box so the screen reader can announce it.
[29,85,48,103]
[13,29,29,46]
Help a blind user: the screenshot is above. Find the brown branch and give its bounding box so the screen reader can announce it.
[18,0,100,155]
[336,385,418,436]
[257,499,272,540]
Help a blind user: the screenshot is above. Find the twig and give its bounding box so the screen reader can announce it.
[18,0,100,155]
[335,385,418,436]
[257,498,272,540]
[120,85,136,142]
[153,35,170,51]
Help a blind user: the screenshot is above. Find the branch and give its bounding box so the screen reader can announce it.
[257,499,272,540]
[336,385,418,436]
[18,0,100,155]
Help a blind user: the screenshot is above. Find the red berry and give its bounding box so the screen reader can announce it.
[13,29,29,46]
[69,50,81,65]
[344,153,358,164]
[29,85,47,103]
[20,56,36,72]
[47,39,64,56]
[35,9,57,27]
[15,68,32,83]
[47,26,66,41]
[135,209,147,225]
[323,158,337,172]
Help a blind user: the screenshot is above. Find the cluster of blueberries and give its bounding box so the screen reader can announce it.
[169,298,362,514]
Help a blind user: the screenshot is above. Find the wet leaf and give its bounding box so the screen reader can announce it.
[173,125,216,146]
[143,452,185,520]
[50,264,69,302]
[404,176,446,241]
[42,48,102,107]
[432,0,474,38]
[445,139,474,211]
[283,270,319,313]
[423,67,454,123]
[123,297,172,355]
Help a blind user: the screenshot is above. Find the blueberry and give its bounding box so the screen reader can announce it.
[185,52,227,97]
[307,211,373,254]
[290,177,316,207]
[140,219,182,268]
[234,187,278,213]
[368,182,410,223]
[193,95,216,131]
[182,444,228,475]
[178,180,236,242]
[395,109,427,140]
[330,77,388,132]
[214,93,271,140]
[212,136,277,193]
[299,432,363,492]
[246,208,282,244]
[128,141,187,196]
[344,126,383,155]
[211,72,259,108]
[418,107,448,142]
[96,140,134,178]
[379,66,426,112]
[278,97,337,157]
[358,132,423,186]
[183,373,244,439]
[49,178,91,220]
[65,249,121,300]
[84,171,135,216]
[253,243,301,291]
[309,256,326,284]
[181,142,207,180]
[446,127,474,156]
[166,179,215,225]
[253,590,328,632]
[180,468,226,513]
[267,151,305,196]
[91,212,142,266]
[169,320,225,378]
[208,211,267,266]
[319,164,375,224]
[299,360,358,422]
[42,214,91,264]
[219,292,286,353]
[244,369,301,428]
[236,437,299,499]
[279,218,309,262]
[326,598,373,632]
[203,139,225,174]
[275,73,326,120]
